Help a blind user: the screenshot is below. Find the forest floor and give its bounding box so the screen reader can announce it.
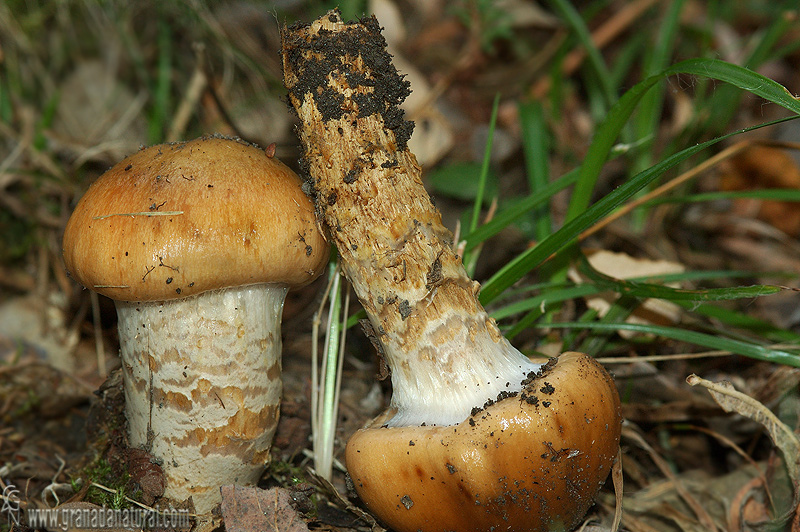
[1,1,799,531]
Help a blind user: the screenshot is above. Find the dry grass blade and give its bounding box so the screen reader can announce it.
[688,424,775,506]
[529,0,660,98]
[167,43,209,142]
[580,139,800,242]
[597,350,733,365]
[623,425,721,531]
[611,451,624,532]
[91,211,184,219]
[89,291,106,378]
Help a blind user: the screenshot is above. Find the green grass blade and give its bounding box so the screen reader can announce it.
[543,322,800,367]
[479,120,777,305]
[565,58,800,222]
[624,270,794,284]
[644,187,800,206]
[518,99,552,242]
[463,94,501,276]
[683,302,800,344]
[428,162,499,203]
[602,281,781,303]
[631,0,685,185]
[547,0,615,109]
[316,263,343,481]
[34,91,59,151]
[463,169,578,252]
[491,284,600,321]
[477,59,800,304]
[470,94,500,234]
[744,9,796,67]
[703,9,796,134]
[577,254,784,302]
[496,267,798,342]
[577,296,638,356]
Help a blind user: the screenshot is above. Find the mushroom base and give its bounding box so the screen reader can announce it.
[345,352,622,532]
[116,284,287,513]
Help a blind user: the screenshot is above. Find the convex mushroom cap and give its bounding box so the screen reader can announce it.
[346,352,622,532]
[63,135,327,301]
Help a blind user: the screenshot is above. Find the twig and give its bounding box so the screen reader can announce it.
[530,0,661,99]
[0,107,34,183]
[623,425,721,531]
[167,43,209,142]
[597,350,732,364]
[579,139,800,242]
[92,211,184,220]
[41,455,70,507]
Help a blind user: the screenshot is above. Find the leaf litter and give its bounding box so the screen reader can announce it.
[1,1,800,531]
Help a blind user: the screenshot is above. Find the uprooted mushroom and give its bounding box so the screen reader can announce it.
[281,12,622,532]
[63,135,329,513]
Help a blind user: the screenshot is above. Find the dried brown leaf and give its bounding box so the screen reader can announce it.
[720,146,800,236]
[219,485,309,532]
[568,250,685,337]
[686,374,800,484]
[624,426,721,531]
[687,373,800,526]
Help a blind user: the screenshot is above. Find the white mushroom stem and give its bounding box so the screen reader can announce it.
[282,14,541,428]
[376,258,541,427]
[115,284,287,513]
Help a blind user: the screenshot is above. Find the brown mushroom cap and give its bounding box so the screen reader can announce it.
[63,136,328,301]
[345,352,622,532]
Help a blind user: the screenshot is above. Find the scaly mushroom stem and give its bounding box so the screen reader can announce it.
[282,12,540,428]
[117,284,286,512]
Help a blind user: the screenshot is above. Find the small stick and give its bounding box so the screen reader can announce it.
[167,43,209,142]
[529,0,660,99]
[92,211,183,220]
[580,139,800,241]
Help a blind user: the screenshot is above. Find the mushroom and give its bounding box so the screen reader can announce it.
[281,13,622,532]
[346,353,621,531]
[62,135,328,513]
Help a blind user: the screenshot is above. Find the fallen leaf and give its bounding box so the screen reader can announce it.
[687,374,800,524]
[51,60,147,165]
[719,145,800,236]
[0,295,79,372]
[121,448,165,505]
[568,250,685,336]
[220,485,309,532]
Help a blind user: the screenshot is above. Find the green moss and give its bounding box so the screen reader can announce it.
[266,461,319,517]
[75,456,140,509]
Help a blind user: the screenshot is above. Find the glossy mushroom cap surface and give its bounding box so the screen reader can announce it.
[63,135,328,301]
[345,352,622,532]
